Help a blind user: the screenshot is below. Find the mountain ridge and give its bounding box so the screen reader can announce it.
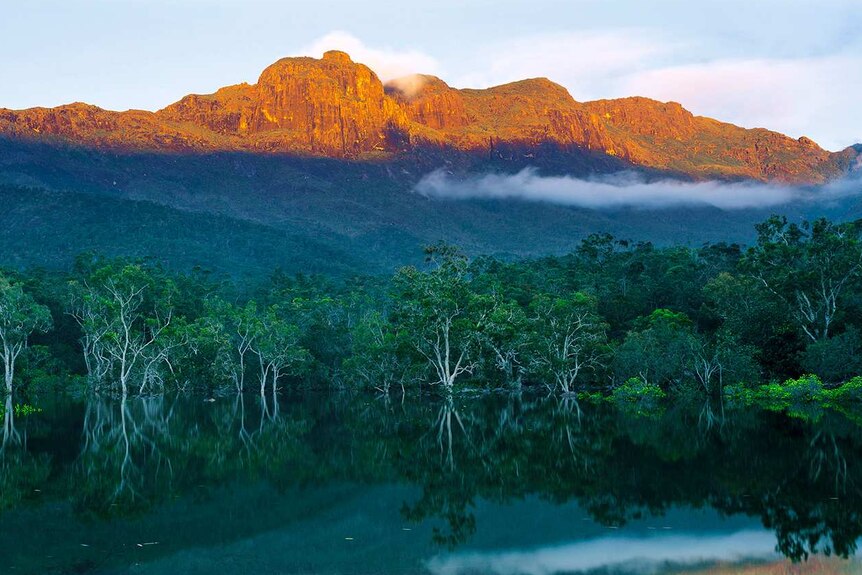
[1,50,857,184]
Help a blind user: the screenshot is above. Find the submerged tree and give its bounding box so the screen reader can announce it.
[478,296,529,387]
[345,310,415,394]
[249,304,309,395]
[69,262,177,396]
[392,244,490,390]
[202,299,261,393]
[527,293,608,394]
[0,274,52,394]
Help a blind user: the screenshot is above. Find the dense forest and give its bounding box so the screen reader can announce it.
[3,214,862,411]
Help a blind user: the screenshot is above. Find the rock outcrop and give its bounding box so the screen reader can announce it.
[0,51,857,184]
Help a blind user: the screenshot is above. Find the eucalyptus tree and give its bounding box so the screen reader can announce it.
[249,304,309,395]
[526,292,608,394]
[743,216,862,342]
[1,394,18,451]
[0,274,52,394]
[613,309,698,389]
[479,295,529,387]
[703,270,801,379]
[391,244,490,391]
[345,310,415,394]
[69,262,177,396]
[202,298,261,392]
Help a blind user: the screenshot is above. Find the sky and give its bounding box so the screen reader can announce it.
[1,0,860,151]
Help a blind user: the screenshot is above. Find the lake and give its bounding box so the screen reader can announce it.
[1,391,860,574]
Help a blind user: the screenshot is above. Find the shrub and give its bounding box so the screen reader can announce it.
[611,377,666,414]
[825,376,862,405]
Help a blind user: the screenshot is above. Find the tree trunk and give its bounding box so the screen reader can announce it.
[3,345,16,395]
[4,360,12,395]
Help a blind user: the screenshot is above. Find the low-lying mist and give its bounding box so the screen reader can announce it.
[414,168,862,211]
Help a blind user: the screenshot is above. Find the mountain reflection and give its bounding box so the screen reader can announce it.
[427,530,779,575]
[1,390,861,573]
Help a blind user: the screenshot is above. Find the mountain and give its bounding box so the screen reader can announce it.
[1,51,858,183]
[1,52,860,280]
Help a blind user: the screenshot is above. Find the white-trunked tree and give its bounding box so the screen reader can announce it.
[0,274,52,394]
[70,262,177,396]
[392,244,490,391]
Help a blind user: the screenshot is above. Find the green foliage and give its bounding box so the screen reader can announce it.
[344,310,419,393]
[609,376,666,415]
[801,329,862,383]
[0,273,53,392]
[614,309,697,388]
[475,295,530,387]
[722,375,862,417]
[775,374,826,404]
[250,304,312,393]
[827,376,862,403]
[390,244,488,389]
[13,403,42,417]
[742,216,862,343]
[526,292,608,393]
[5,215,862,400]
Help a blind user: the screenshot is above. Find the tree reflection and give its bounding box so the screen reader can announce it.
[1,394,20,451]
[2,391,862,562]
[0,395,51,513]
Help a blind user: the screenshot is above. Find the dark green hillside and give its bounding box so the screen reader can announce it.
[0,138,860,278]
[0,185,364,279]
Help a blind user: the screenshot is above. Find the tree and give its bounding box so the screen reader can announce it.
[686,331,759,396]
[743,216,862,342]
[266,272,353,382]
[203,299,261,393]
[800,327,862,384]
[703,271,802,380]
[526,293,608,394]
[613,309,697,389]
[249,304,309,395]
[478,295,529,387]
[344,310,415,394]
[0,274,52,393]
[69,262,176,396]
[391,244,488,390]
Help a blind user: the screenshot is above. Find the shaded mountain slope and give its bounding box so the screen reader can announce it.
[2,138,861,280]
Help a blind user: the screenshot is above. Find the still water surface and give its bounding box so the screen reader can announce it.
[1,391,861,574]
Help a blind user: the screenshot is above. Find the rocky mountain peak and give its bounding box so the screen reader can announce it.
[0,52,852,183]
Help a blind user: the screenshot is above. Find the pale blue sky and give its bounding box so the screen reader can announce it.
[1,0,860,150]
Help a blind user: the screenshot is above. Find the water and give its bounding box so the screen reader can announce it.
[1,391,861,574]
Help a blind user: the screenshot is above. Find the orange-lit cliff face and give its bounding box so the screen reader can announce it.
[0,51,857,184]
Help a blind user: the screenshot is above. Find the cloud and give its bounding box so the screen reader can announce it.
[415,169,802,210]
[426,529,778,575]
[818,160,862,200]
[443,31,862,152]
[619,55,862,152]
[385,74,429,98]
[292,30,862,151]
[450,30,674,102]
[296,31,441,83]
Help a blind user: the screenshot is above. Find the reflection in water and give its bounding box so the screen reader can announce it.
[427,530,778,575]
[0,390,861,573]
[2,394,20,451]
[434,394,469,471]
[78,396,177,508]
